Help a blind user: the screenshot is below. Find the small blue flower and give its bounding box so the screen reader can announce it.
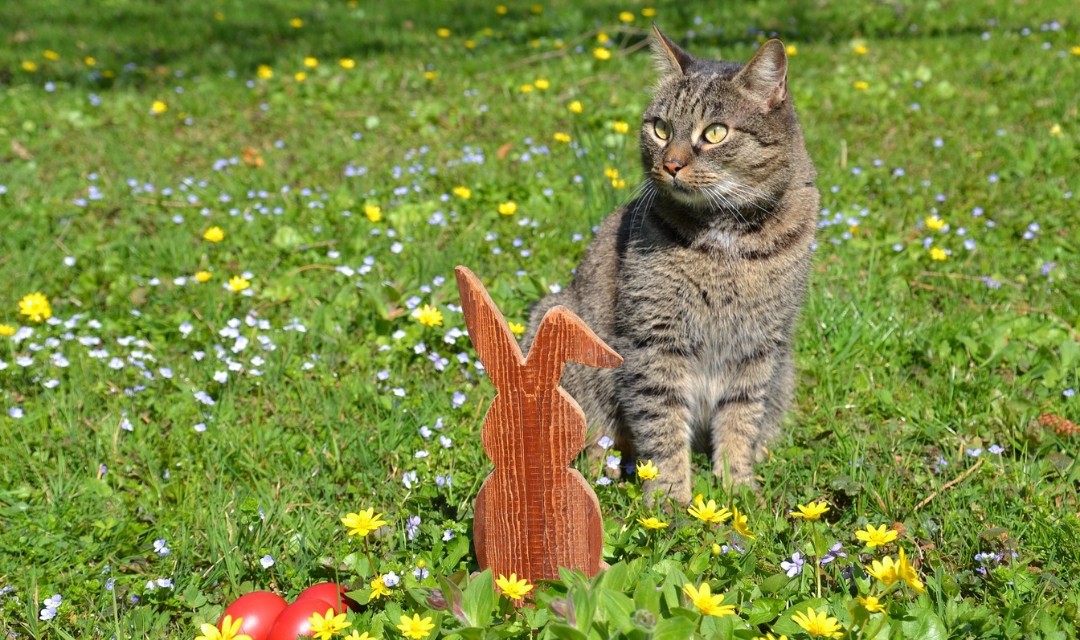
[781,551,804,577]
[260,555,275,569]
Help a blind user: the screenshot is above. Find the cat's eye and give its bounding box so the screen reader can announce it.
[653,119,671,140]
[703,123,728,144]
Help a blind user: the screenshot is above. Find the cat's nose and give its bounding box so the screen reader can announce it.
[663,160,684,176]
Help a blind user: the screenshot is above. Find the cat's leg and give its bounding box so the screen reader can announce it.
[616,351,694,504]
[710,349,784,491]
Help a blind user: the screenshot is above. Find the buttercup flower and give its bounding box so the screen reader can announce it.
[687,495,731,524]
[22,60,39,72]
[896,547,926,593]
[731,506,755,539]
[18,292,52,323]
[452,186,472,199]
[289,17,304,28]
[195,270,212,283]
[858,595,885,613]
[855,524,898,548]
[593,47,612,61]
[635,460,659,481]
[151,100,168,114]
[257,65,273,79]
[363,204,383,222]
[413,304,443,327]
[344,633,372,640]
[682,582,735,617]
[294,71,307,82]
[369,575,392,601]
[641,7,657,17]
[203,226,225,242]
[342,507,388,537]
[303,56,318,68]
[308,608,351,640]
[436,28,451,38]
[508,321,525,335]
[228,275,250,292]
[567,100,583,114]
[853,80,870,91]
[925,215,946,231]
[638,516,669,530]
[791,500,830,520]
[853,43,869,55]
[195,614,252,640]
[618,11,634,23]
[612,121,629,134]
[495,573,534,600]
[866,554,899,586]
[0,324,16,337]
[498,201,517,216]
[534,78,550,90]
[396,613,435,640]
[340,58,356,69]
[786,44,798,56]
[791,607,844,638]
[929,247,948,261]
[553,132,571,143]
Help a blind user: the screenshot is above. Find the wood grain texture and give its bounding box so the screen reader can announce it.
[455,266,622,584]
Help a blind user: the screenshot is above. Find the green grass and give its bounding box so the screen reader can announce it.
[0,0,1078,638]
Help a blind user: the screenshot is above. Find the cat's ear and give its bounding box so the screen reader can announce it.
[735,39,788,109]
[651,25,695,76]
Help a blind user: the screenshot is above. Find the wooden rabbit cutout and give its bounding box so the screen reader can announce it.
[455,266,622,583]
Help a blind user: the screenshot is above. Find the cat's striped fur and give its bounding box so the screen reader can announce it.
[525,27,819,503]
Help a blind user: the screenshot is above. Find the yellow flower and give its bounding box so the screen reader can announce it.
[520,83,535,93]
[597,32,610,44]
[593,47,612,61]
[754,635,787,640]
[530,4,543,14]
[257,65,273,79]
[929,247,948,261]
[423,70,438,81]
[603,167,619,180]
[43,50,61,61]
[294,71,307,82]
[214,11,224,21]
[340,58,356,69]
[308,607,351,640]
[290,17,304,28]
[1071,45,1080,56]
[203,226,225,242]
[369,575,392,602]
[866,554,899,586]
[22,60,39,72]
[635,460,659,481]
[896,547,926,593]
[791,500,830,520]
[195,270,212,283]
[682,582,735,617]
[612,120,629,134]
[853,80,869,91]
[495,5,508,15]
[436,27,451,39]
[853,43,869,55]
[786,44,798,56]
[303,56,318,68]
[855,524,898,548]
[618,11,635,23]
[413,304,444,327]
[857,595,885,613]
[344,632,372,640]
[731,506,755,539]
[228,275,251,292]
[364,204,383,222]
[464,39,477,49]
[151,100,168,114]
[495,573,534,601]
[610,178,627,189]
[791,607,844,638]
[924,215,946,231]
[642,7,657,17]
[195,614,252,640]
[396,613,435,640]
[534,78,550,90]
[711,543,722,556]
[687,495,732,524]
[508,321,525,335]
[567,100,583,114]
[452,186,472,199]
[638,516,669,530]
[0,324,16,337]
[341,507,388,537]
[498,201,518,216]
[84,56,97,66]
[553,132,571,143]
[18,293,52,323]
[1050,123,1063,137]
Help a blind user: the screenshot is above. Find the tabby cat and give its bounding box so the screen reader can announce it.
[523,27,819,503]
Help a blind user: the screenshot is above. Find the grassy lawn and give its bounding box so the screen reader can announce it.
[0,0,1077,638]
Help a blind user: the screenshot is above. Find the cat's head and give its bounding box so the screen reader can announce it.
[641,27,808,219]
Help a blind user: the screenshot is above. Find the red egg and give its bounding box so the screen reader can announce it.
[295,582,358,614]
[220,591,288,640]
[267,598,336,640]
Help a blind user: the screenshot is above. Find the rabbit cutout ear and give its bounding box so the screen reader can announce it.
[455,267,525,388]
[526,306,622,378]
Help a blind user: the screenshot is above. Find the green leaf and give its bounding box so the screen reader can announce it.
[652,615,697,640]
[900,606,947,640]
[633,574,660,615]
[600,561,628,592]
[271,225,304,251]
[758,573,792,595]
[598,588,636,633]
[461,568,495,627]
[547,623,589,640]
[745,597,786,626]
